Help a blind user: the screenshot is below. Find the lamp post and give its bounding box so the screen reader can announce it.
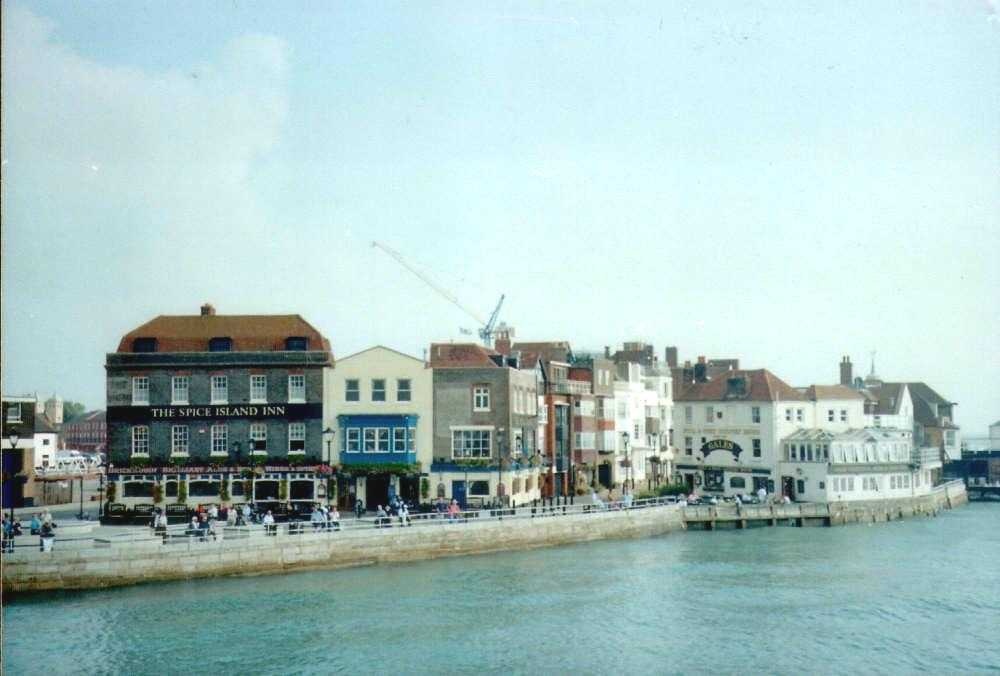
[232,441,243,504]
[621,432,631,494]
[322,428,335,507]
[496,428,505,509]
[6,431,20,523]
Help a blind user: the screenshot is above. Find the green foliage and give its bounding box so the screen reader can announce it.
[452,459,491,468]
[105,481,117,503]
[219,481,230,502]
[129,456,151,469]
[420,477,430,499]
[62,401,87,422]
[152,483,164,504]
[278,479,288,501]
[243,479,253,498]
[657,482,688,497]
[341,463,420,476]
[288,455,308,467]
[177,480,188,503]
[326,477,337,501]
[168,456,187,468]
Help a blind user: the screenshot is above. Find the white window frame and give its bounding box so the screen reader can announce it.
[250,375,268,404]
[705,406,714,423]
[346,428,361,453]
[364,429,377,452]
[171,425,189,456]
[288,375,306,403]
[785,408,792,422]
[451,427,492,459]
[827,409,835,422]
[288,422,306,454]
[473,385,490,412]
[250,423,267,454]
[408,427,416,452]
[211,376,228,405]
[132,425,149,456]
[211,424,228,456]
[345,379,360,402]
[397,379,412,402]
[171,376,189,405]
[132,377,150,406]
[796,408,803,423]
[372,379,386,402]
[684,406,693,424]
[377,428,390,453]
[840,409,847,422]
[752,438,761,458]
[393,428,407,453]
[751,406,760,424]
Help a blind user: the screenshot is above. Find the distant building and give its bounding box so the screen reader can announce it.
[2,395,37,508]
[990,421,1000,450]
[62,410,107,453]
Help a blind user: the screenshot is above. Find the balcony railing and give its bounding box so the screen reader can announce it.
[911,446,943,467]
[549,380,591,396]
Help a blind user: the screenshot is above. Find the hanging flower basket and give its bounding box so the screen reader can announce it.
[315,464,335,477]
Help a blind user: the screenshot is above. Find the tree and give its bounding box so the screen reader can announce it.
[63,401,87,422]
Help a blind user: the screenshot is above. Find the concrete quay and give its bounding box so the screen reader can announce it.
[2,482,968,594]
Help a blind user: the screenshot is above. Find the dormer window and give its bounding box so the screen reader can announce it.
[209,337,233,352]
[285,337,308,351]
[132,337,158,353]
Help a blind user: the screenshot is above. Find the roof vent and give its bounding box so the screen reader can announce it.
[201,303,216,316]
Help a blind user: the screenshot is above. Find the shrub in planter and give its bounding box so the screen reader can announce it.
[219,481,230,502]
[420,477,430,500]
[243,479,253,498]
[106,482,117,503]
[129,456,150,469]
[177,481,188,504]
[326,477,336,502]
[278,479,288,502]
[153,483,164,504]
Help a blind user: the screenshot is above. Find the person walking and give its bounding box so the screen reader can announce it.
[354,499,364,520]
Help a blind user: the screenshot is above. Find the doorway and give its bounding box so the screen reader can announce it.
[452,480,467,508]
[782,476,795,501]
[399,476,419,505]
[366,474,390,509]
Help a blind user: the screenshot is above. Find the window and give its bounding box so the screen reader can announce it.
[171,425,189,455]
[452,429,492,458]
[132,337,157,352]
[250,375,267,403]
[752,439,761,458]
[408,427,416,452]
[469,480,491,497]
[393,428,407,453]
[346,379,360,402]
[806,445,814,462]
[372,379,386,402]
[208,337,232,352]
[288,375,306,403]
[730,476,746,489]
[132,377,150,405]
[211,376,228,404]
[364,429,377,452]
[397,379,412,402]
[684,406,693,424]
[840,409,847,423]
[790,445,798,460]
[617,401,627,419]
[288,423,305,453]
[848,477,854,491]
[751,406,760,424]
[785,408,792,422]
[377,428,390,452]
[211,424,227,455]
[346,428,360,452]
[828,409,835,422]
[171,376,189,405]
[132,426,149,455]
[539,401,548,423]
[473,386,490,412]
[5,403,21,422]
[285,336,309,351]
[822,444,829,460]
[796,409,803,423]
[705,406,714,423]
[684,437,693,456]
[250,423,267,452]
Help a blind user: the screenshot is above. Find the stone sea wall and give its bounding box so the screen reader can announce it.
[3,504,685,594]
[3,482,968,594]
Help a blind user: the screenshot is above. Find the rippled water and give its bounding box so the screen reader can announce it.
[4,504,999,675]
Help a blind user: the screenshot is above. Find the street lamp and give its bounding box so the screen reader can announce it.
[621,432,631,494]
[496,428,505,510]
[6,431,20,523]
[322,428,335,507]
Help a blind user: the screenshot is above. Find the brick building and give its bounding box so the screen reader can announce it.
[62,410,107,453]
[105,304,333,511]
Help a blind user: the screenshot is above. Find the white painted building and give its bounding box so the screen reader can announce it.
[778,427,938,502]
[325,346,433,509]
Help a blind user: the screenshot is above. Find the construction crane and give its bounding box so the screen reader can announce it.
[372,241,505,347]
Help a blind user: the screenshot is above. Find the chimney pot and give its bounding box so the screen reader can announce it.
[200,303,216,316]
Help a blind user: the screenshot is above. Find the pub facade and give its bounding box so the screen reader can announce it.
[105,304,334,514]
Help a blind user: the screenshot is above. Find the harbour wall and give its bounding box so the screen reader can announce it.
[3,482,967,594]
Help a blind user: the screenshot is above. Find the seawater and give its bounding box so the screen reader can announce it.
[4,504,999,675]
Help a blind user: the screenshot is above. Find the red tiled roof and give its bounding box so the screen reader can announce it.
[674,369,807,402]
[511,341,571,366]
[117,314,332,354]
[429,343,502,368]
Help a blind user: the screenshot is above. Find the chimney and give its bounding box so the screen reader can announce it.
[694,357,708,383]
[494,329,512,356]
[665,346,678,368]
[840,355,853,387]
[200,303,216,316]
[604,346,611,358]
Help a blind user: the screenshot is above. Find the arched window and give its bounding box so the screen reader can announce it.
[729,476,746,489]
[436,482,446,498]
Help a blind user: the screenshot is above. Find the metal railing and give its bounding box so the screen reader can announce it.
[2,497,682,556]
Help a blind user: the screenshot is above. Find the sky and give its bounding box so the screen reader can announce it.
[1,1,998,434]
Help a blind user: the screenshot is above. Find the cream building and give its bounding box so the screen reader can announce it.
[325,346,433,510]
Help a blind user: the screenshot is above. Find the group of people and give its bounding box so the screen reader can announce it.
[1,511,57,552]
[374,496,412,528]
[433,497,463,521]
[309,504,341,531]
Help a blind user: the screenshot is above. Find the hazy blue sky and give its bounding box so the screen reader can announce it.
[2,1,997,433]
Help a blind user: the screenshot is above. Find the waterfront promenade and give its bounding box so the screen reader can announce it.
[2,481,966,594]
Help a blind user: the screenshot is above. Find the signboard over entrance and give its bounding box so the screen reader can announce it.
[699,439,744,460]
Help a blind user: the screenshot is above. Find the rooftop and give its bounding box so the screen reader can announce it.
[674,369,806,402]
